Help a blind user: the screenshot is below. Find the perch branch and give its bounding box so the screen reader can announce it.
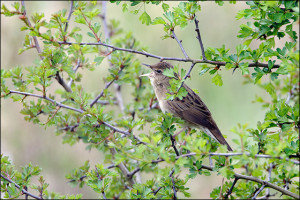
[57,41,280,69]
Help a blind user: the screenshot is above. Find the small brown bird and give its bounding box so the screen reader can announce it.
[141,62,232,151]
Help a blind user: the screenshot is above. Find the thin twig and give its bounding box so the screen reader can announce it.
[177,62,196,92]
[194,16,206,60]
[21,1,74,93]
[1,174,42,200]
[170,135,180,156]
[128,168,141,179]
[171,174,177,200]
[234,173,299,199]
[7,90,146,144]
[64,0,74,33]
[55,71,73,93]
[68,58,81,88]
[172,30,189,59]
[224,177,239,199]
[265,163,273,198]
[251,184,266,199]
[95,166,107,200]
[90,67,125,107]
[153,169,175,195]
[151,152,299,164]
[57,41,281,69]
[21,1,43,60]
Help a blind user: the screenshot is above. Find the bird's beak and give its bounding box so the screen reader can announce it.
[140,73,151,77]
[140,63,152,77]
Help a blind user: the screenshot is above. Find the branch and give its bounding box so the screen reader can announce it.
[89,67,125,107]
[194,16,207,60]
[21,1,74,93]
[100,1,125,113]
[1,174,42,200]
[234,173,299,199]
[7,90,145,144]
[55,71,72,93]
[64,0,74,33]
[127,168,141,179]
[68,58,81,88]
[57,41,280,69]
[95,166,107,200]
[224,177,239,199]
[171,30,189,59]
[171,174,177,200]
[251,184,266,199]
[153,169,175,195]
[21,1,43,60]
[151,152,299,165]
[177,62,196,92]
[109,147,135,185]
[170,135,180,156]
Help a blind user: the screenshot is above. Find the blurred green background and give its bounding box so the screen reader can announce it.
[1,1,290,198]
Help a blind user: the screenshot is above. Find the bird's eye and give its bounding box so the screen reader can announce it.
[156,70,162,74]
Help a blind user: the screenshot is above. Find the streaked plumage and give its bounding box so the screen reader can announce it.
[142,62,232,151]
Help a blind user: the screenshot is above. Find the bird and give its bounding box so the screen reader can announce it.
[141,61,232,151]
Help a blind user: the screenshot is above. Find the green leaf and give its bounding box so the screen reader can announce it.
[212,74,223,86]
[238,62,249,75]
[152,17,166,25]
[139,12,151,25]
[163,68,175,78]
[162,3,170,12]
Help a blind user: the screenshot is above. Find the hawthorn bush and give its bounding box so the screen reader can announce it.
[1,1,299,199]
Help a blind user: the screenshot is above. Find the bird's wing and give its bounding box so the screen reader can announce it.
[165,84,232,150]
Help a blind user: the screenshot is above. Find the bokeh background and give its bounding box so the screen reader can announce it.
[1,1,293,199]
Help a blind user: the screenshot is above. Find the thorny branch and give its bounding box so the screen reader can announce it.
[95,166,107,200]
[64,0,74,33]
[153,169,175,195]
[21,1,72,93]
[89,67,125,107]
[151,152,299,165]
[6,90,145,144]
[171,174,177,200]
[20,1,43,60]
[194,16,207,60]
[177,62,196,92]
[171,30,189,59]
[1,174,42,200]
[57,40,280,69]
[224,177,239,199]
[67,58,81,88]
[251,184,266,199]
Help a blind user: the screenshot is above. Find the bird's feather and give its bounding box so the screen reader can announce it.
[165,83,232,151]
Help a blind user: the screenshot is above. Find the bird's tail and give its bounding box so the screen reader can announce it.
[203,127,233,151]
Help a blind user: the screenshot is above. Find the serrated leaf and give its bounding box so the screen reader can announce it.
[139,12,151,25]
[212,74,223,86]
